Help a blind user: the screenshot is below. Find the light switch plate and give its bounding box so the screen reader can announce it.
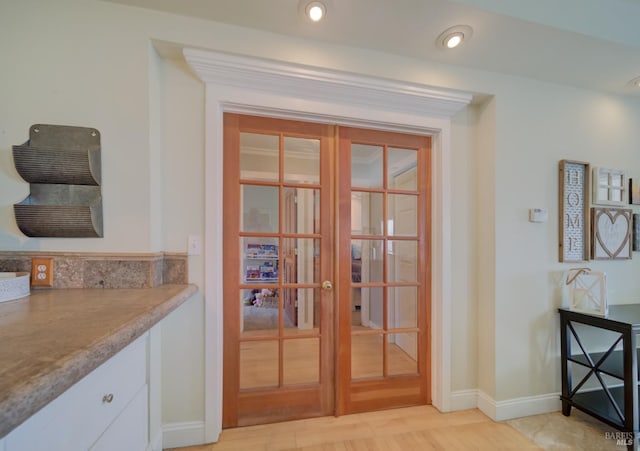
[31,257,54,287]
[188,235,202,256]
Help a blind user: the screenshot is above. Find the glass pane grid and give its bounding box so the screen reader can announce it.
[351,333,384,379]
[284,136,320,185]
[283,337,320,385]
[240,340,279,389]
[352,144,383,189]
[238,128,327,392]
[350,141,421,381]
[240,132,279,182]
[388,147,418,191]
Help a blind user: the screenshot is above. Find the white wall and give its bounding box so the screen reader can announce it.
[0,0,156,252]
[2,0,640,439]
[474,98,497,399]
[492,83,640,401]
[155,54,206,427]
[450,104,481,394]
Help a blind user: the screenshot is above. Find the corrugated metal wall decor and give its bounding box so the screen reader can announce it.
[12,124,103,237]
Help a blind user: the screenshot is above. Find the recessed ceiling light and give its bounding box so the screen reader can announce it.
[437,25,473,49]
[445,33,463,48]
[305,1,326,22]
[629,76,640,88]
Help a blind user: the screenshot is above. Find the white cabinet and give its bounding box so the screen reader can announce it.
[5,333,155,451]
[90,387,148,451]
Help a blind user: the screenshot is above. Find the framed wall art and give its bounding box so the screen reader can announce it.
[633,213,640,252]
[591,207,632,260]
[559,160,590,262]
[592,167,626,205]
[629,178,640,205]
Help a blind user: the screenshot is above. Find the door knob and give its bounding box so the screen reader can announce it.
[322,280,333,291]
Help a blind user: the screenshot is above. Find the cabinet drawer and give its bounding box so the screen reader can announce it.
[90,384,148,451]
[6,335,147,451]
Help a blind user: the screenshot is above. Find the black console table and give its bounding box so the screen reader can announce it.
[559,306,640,450]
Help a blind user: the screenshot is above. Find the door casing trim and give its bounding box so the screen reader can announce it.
[183,47,472,442]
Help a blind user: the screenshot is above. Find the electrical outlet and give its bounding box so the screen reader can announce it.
[31,257,54,287]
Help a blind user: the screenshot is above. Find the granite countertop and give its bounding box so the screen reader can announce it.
[0,284,197,439]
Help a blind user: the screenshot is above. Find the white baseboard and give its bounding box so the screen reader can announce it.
[161,392,560,448]
[476,390,561,421]
[495,392,562,421]
[449,389,478,411]
[162,421,206,449]
[477,390,497,419]
[147,430,163,451]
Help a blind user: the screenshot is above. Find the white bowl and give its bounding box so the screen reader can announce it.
[0,272,30,303]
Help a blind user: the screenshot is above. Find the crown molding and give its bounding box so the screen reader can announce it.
[183,48,471,118]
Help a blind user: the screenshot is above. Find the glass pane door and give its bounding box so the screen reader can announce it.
[223,114,334,427]
[224,115,431,425]
[337,127,430,415]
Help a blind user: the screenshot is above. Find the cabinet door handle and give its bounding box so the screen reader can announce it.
[102,393,114,403]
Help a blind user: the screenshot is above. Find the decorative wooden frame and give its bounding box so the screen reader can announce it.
[591,207,632,260]
[559,160,590,262]
[566,268,608,317]
[592,167,626,206]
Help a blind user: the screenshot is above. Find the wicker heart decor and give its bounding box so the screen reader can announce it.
[591,207,632,260]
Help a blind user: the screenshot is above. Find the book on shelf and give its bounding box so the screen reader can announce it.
[245,243,279,259]
[261,244,278,258]
[245,264,260,280]
[246,243,262,258]
[259,261,277,280]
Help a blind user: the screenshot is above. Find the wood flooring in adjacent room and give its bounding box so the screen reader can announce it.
[165,405,541,451]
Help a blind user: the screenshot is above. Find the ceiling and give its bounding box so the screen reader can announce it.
[105,0,640,97]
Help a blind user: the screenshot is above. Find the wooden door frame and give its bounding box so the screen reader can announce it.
[336,126,431,415]
[222,113,335,428]
[184,47,471,444]
[223,116,432,425]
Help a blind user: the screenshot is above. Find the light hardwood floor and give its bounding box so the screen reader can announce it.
[166,405,541,451]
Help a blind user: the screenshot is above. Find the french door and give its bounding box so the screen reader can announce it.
[222,113,430,427]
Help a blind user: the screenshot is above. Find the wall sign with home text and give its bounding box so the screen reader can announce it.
[559,160,590,262]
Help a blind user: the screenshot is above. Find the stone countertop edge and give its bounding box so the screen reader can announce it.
[0,283,198,439]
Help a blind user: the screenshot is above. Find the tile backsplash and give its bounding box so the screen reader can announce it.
[0,252,187,288]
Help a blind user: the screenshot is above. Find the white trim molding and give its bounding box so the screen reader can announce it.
[147,430,162,451]
[183,47,471,445]
[477,390,561,421]
[183,49,471,118]
[162,421,206,449]
[449,389,479,411]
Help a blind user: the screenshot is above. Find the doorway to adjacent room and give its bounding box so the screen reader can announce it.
[222,113,431,427]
